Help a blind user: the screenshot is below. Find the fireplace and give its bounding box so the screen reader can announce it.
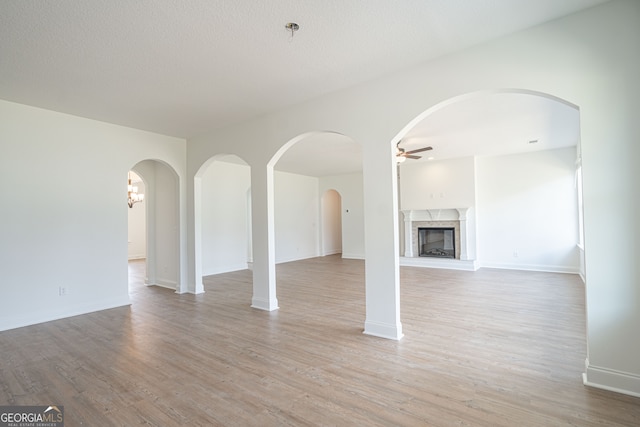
[419,227,455,258]
[401,208,475,262]
[401,208,477,269]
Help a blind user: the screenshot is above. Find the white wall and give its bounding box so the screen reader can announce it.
[198,166,360,275]
[319,173,365,259]
[400,157,476,210]
[274,171,320,263]
[201,160,251,275]
[476,148,579,272]
[399,149,579,272]
[0,99,186,331]
[127,179,146,260]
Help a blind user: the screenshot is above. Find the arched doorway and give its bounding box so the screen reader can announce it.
[392,89,581,273]
[127,170,146,290]
[266,131,363,312]
[193,154,251,293]
[128,159,181,292]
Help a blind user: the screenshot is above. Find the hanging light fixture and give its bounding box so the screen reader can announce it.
[127,172,144,208]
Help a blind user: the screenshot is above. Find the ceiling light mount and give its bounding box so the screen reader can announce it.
[285,22,300,38]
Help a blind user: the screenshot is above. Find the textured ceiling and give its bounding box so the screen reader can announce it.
[0,0,607,141]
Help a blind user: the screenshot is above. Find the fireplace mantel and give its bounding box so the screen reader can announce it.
[401,208,469,222]
[401,208,474,261]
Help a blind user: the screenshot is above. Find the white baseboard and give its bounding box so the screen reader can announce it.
[251,296,279,311]
[181,283,205,295]
[0,297,131,332]
[202,263,250,276]
[341,252,365,260]
[321,249,342,256]
[363,319,403,340]
[147,279,178,291]
[275,252,319,264]
[583,359,640,398]
[400,257,478,271]
[477,261,579,274]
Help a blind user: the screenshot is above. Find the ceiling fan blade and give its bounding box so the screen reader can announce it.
[406,155,422,159]
[405,146,432,155]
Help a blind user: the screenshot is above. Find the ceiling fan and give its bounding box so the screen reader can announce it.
[396,141,432,162]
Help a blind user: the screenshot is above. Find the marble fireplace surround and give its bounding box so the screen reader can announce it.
[401,208,472,261]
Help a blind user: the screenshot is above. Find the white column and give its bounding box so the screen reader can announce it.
[362,141,403,340]
[402,210,414,257]
[189,176,204,294]
[250,165,278,311]
[456,208,469,261]
[176,167,190,294]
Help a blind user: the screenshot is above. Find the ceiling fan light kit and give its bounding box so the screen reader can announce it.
[396,141,432,162]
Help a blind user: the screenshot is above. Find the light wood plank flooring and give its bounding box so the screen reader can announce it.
[1,256,638,426]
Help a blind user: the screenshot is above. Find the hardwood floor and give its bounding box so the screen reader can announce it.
[1,256,638,426]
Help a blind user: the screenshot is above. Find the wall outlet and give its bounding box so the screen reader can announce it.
[59,286,67,296]
[513,251,519,258]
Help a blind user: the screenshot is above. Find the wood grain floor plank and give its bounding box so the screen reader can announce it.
[0,256,638,426]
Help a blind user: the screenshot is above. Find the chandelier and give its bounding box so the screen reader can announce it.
[127,172,145,208]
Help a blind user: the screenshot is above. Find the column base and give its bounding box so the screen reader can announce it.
[251,297,279,311]
[363,319,403,340]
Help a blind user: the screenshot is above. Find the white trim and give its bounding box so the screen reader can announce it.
[202,263,250,276]
[583,360,640,398]
[400,256,478,271]
[477,262,579,274]
[321,249,342,256]
[275,252,320,264]
[146,279,178,291]
[0,297,131,332]
[251,296,279,311]
[363,319,403,340]
[341,252,365,260]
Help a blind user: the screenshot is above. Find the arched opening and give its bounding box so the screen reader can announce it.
[270,131,363,262]
[127,159,181,293]
[194,154,251,293]
[393,89,581,274]
[321,189,342,256]
[267,131,364,316]
[127,170,146,289]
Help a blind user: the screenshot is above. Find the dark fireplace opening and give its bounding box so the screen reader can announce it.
[418,227,455,258]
